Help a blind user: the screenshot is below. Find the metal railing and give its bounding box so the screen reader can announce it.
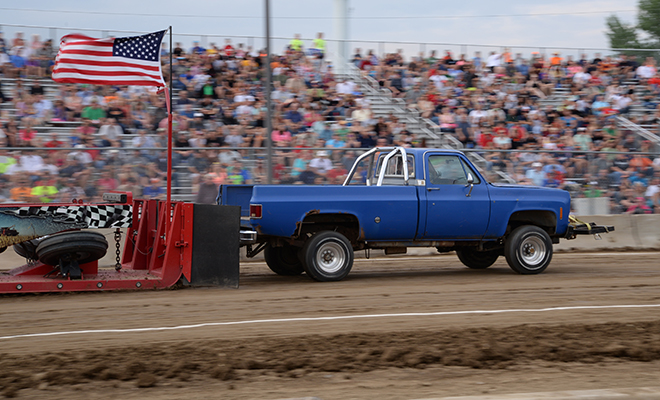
[3,22,660,62]
[616,116,660,151]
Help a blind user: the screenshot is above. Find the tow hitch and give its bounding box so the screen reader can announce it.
[566,215,615,240]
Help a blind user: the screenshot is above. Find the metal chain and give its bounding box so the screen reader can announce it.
[114,228,122,271]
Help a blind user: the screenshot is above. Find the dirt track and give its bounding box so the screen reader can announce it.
[1,252,660,399]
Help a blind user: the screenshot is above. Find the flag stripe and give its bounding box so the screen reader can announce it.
[53,67,162,79]
[52,30,166,88]
[56,57,161,71]
[58,49,114,58]
[60,40,114,48]
[51,76,165,86]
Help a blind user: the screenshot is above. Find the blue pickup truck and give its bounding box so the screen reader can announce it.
[221,147,613,282]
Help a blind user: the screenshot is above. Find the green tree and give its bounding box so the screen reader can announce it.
[606,0,660,59]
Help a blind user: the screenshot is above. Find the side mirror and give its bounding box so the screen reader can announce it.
[466,173,474,197]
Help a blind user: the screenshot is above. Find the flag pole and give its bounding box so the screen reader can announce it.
[166,25,173,234]
[265,0,273,184]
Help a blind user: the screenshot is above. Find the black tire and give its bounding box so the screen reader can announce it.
[302,231,353,282]
[455,248,500,269]
[36,231,108,266]
[264,243,305,276]
[504,225,553,274]
[13,238,45,260]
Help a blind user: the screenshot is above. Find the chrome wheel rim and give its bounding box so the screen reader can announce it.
[518,234,546,269]
[315,241,346,274]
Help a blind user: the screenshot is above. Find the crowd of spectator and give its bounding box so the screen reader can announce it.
[0,30,659,214]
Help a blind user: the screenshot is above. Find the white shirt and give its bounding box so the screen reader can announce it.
[352,108,371,122]
[4,164,25,175]
[614,95,632,110]
[40,163,59,175]
[637,65,656,79]
[646,184,659,198]
[68,151,93,164]
[34,99,53,118]
[486,53,501,68]
[429,74,447,90]
[309,157,333,173]
[573,71,591,85]
[19,154,44,173]
[219,150,241,164]
[468,109,487,126]
[234,94,255,103]
[336,81,356,95]
[235,104,255,115]
[98,124,123,141]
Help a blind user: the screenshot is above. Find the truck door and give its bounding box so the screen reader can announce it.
[421,154,490,240]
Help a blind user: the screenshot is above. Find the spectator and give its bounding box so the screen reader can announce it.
[196,173,219,204]
[309,150,333,176]
[10,176,33,202]
[143,178,164,199]
[526,162,546,186]
[227,160,252,184]
[81,98,106,123]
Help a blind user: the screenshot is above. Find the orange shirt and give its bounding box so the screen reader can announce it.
[629,157,653,168]
[550,56,562,66]
[10,187,33,202]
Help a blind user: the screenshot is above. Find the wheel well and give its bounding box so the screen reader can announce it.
[298,213,360,244]
[507,210,557,235]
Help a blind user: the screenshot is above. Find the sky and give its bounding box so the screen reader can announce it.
[0,0,639,60]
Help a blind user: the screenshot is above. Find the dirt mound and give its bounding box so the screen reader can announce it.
[1,320,658,397]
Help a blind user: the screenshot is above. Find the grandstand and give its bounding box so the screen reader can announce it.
[0,31,659,213]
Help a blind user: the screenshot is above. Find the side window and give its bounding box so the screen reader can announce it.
[460,158,481,184]
[427,155,468,185]
[375,154,415,180]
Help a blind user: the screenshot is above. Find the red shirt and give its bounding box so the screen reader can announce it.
[45,139,63,148]
[478,133,493,148]
[19,129,36,142]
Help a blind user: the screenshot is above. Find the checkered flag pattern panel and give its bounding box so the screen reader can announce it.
[4,205,132,228]
[84,205,133,228]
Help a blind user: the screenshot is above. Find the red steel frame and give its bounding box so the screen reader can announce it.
[0,199,193,294]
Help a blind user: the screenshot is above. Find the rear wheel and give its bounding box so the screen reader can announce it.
[264,243,304,276]
[36,231,108,266]
[504,225,553,274]
[302,231,353,282]
[455,248,500,269]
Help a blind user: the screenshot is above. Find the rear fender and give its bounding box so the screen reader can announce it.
[297,213,361,244]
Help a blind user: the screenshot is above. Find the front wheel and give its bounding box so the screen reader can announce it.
[456,248,500,269]
[264,244,305,276]
[504,225,553,274]
[302,231,354,282]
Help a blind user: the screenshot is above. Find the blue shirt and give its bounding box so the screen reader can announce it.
[285,110,303,123]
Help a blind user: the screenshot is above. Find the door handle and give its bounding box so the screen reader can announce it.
[427,187,440,191]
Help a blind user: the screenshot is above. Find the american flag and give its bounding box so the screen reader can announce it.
[52,30,166,87]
